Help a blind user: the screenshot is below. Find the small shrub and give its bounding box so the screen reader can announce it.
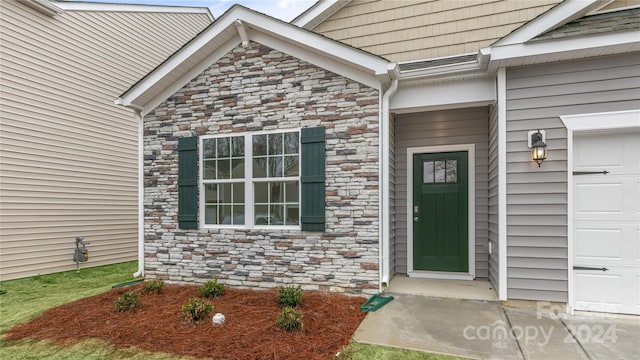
[114,290,139,312]
[182,298,213,324]
[142,280,164,294]
[277,285,303,307]
[277,306,303,332]
[198,279,225,298]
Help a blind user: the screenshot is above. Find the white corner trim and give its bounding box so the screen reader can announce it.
[497,68,507,301]
[491,29,640,62]
[291,0,350,29]
[494,0,601,46]
[133,110,145,278]
[406,144,476,280]
[560,108,640,315]
[56,1,214,18]
[18,0,62,16]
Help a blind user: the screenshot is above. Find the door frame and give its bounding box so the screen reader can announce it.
[561,109,640,315]
[407,144,475,280]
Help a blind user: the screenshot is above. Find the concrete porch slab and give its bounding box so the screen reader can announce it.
[387,276,498,301]
[353,293,522,359]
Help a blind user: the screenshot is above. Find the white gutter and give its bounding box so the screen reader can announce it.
[133,110,145,278]
[379,64,399,293]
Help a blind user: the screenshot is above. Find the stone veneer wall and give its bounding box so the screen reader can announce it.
[143,42,380,294]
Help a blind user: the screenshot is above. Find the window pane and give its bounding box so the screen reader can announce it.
[255,205,269,225]
[232,206,244,225]
[253,134,267,156]
[255,182,268,203]
[270,204,285,225]
[253,158,267,178]
[269,133,283,155]
[219,205,231,224]
[270,182,284,203]
[217,137,229,157]
[205,205,217,224]
[268,156,283,177]
[285,181,299,202]
[204,160,216,179]
[205,184,218,203]
[434,161,445,183]
[231,158,244,178]
[233,182,244,202]
[203,139,215,159]
[219,183,232,203]
[232,137,244,156]
[284,132,299,155]
[285,206,299,225]
[446,160,457,183]
[217,159,230,179]
[423,161,434,183]
[284,155,299,176]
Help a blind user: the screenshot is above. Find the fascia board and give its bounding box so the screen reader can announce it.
[491,29,640,62]
[118,17,238,108]
[390,77,496,113]
[291,0,350,29]
[494,0,601,46]
[55,1,213,18]
[18,0,62,16]
[121,6,388,109]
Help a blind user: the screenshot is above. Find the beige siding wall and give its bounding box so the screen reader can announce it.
[394,107,490,276]
[313,0,562,62]
[0,1,211,280]
[505,53,640,302]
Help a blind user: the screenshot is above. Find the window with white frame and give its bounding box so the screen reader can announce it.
[200,131,300,227]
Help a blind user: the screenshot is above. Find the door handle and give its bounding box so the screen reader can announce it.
[414,217,419,222]
[573,266,609,271]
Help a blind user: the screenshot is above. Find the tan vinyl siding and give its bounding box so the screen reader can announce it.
[598,0,640,12]
[0,1,211,280]
[505,53,640,302]
[394,107,489,276]
[313,0,562,62]
[487,102,499,290]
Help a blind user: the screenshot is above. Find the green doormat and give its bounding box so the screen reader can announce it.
[360,295,394,312]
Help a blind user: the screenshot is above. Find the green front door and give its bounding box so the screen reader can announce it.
[412,151,468,272]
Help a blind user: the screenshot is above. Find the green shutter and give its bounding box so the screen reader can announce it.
[300,127,326,231]
[178,137,198,229]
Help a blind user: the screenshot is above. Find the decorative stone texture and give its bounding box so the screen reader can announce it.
[143,42,380,294]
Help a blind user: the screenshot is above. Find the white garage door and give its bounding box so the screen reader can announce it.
[573,130,640,315]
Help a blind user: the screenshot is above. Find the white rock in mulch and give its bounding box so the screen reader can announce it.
[212,313,225,325]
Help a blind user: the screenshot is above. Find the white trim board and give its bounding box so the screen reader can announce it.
[406,144,476,280]
[560,109,640,315]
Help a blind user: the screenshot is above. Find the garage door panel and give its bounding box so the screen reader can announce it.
[573,130,640,315]
[575,228,622,261]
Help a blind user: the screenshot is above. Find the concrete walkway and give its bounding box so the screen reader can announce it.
[353,293,640,360]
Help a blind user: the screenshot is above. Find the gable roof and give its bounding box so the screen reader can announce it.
[116,5,390,115]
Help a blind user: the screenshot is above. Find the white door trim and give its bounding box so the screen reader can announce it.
[406,144,476,280]
[560,109,640,315]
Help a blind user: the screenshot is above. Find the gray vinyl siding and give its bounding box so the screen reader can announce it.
[488,103,499,290]
[389,115,397,278]
[505,53,640,302]
[394,107,490,277]
[0,1,211,280]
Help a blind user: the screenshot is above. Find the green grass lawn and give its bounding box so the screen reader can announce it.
[0,262,462,360]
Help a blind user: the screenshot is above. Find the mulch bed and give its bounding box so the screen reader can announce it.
[4,283,367,359]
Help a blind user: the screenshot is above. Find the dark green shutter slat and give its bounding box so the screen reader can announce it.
[178,137,198,229]
[300,127,325,231]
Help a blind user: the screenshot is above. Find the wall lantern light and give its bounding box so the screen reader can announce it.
[528,130,547,167]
